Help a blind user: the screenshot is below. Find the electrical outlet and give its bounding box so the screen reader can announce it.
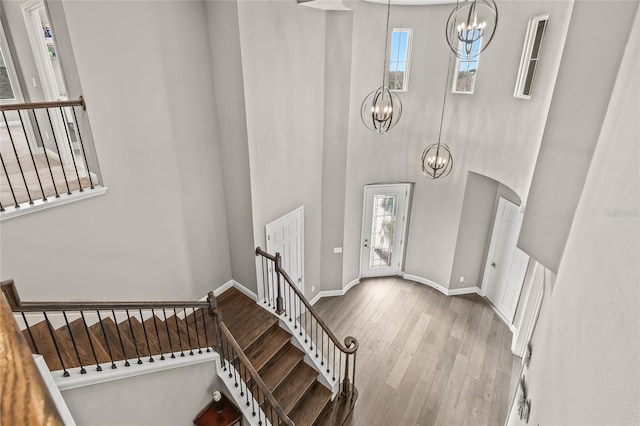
[333,247,342,253]
[459,276,465,282]
[311,286,315,292]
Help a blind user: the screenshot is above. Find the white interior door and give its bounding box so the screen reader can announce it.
[266,206,304,305]
[360,184,411,278]
[482,197,530,324]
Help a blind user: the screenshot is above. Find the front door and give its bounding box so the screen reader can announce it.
[360,184,411,278]
[482,197,530,324]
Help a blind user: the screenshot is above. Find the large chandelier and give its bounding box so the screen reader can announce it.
[446,0,498,59]
[422,56,454,180]
[361,0,402,134]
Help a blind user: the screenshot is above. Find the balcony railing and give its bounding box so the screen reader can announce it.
[0,97,103,218]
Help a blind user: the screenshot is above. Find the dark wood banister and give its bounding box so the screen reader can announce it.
[255,247,358,354]
[0,97,86,112]
[211,304,294,426]
[1,279,209,312]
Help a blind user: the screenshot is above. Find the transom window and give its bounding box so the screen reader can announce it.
[452,34,482,94]
[389,28,412,92]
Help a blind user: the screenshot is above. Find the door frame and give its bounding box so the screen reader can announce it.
[359,183,412,279]
[264,206,305,298]
[480,197,529,325]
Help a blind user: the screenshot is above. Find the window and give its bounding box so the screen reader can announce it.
[452,35,482,94]
[0,21,19,103]
[389,29,412,91]
[514,15,549,99]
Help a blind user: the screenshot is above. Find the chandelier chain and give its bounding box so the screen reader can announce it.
[381,0,392,89]
[437,53,454,145]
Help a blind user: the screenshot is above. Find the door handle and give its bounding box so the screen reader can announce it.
[491,262,496,268]
[298,277,302,283]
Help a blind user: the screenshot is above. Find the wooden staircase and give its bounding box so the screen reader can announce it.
[218,288,333,425]
[14,284,347,425]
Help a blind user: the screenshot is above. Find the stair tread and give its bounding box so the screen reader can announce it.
[144,315,180,356]
[23,321,67,371]
[89,316,136,363]
[245,325,291,372]
[261,344,305,391]
[117,316,154,360]
[217,288,278,350]
[272,362,319,414]
[289,381,332,426]
[60,317,111,367]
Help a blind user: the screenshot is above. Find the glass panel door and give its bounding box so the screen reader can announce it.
[360,184,411,278]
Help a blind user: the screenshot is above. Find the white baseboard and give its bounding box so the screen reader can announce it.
[213,279,257,301]
[309,278,361,306]
[402,273,480,297]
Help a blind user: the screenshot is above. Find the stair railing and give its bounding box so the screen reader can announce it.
[255,247,359,402]
[208,294,293,426]
[2,279,290,426]
[0,98,100,215]
[1,279,215,377]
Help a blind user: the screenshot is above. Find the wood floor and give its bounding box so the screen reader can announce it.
[313,276,520,426]
[1,125,92,208]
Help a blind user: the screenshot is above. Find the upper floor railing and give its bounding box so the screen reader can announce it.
[255,247,359,403]
[0,97,100,216]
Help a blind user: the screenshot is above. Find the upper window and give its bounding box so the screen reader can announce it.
[514,15,549,99]
[452,35,482,94]
[389,29,412,92]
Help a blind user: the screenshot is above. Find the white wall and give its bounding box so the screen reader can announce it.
[341,0,573,290]
[236,1,327,300]
[508,5,640,423]
[0,1,232,301]
[519,0,639,273]
[62,361,218,425]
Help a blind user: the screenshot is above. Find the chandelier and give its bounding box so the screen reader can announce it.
[361,0,402,134]
[446,0,498,59]
[422,56,454,180]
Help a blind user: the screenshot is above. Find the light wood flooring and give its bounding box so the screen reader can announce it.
[314,276,521,426]
[1,125,92,208]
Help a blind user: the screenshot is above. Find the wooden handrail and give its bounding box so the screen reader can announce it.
[1,279,209,312]
[0,96,85,112]
[214,309,294,426]
[0,296,64,425]
[255,247,358,354]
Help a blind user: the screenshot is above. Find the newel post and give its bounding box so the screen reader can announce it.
[341,354,351,398]
[207,291,224,358]
[275,252,285,315]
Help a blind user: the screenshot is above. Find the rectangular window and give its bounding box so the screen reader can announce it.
[452,34,482,94]
[514,15,549,99]
[389,29,412,91]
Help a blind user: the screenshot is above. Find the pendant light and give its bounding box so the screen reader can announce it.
[422,56,454,180]
[361,0,402,134]
[446,0,498,60]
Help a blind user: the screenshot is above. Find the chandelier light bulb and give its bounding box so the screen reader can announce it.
[446,0,498,60]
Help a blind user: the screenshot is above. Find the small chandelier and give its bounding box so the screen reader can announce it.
[422,56,454,180]
[446,0,498,59]
[361,0,402,134]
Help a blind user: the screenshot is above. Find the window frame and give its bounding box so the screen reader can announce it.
[514,14,549,99]
[0,20,24,105]
[388,28,413,93]
[451,35,482,95]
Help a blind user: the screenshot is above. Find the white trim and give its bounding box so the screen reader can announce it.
[0,186,108,221]
[309,278,360,306]
[34,355,76,425]
[402,273,480,297]
[55,351,218,391]
[213,279,257,301]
